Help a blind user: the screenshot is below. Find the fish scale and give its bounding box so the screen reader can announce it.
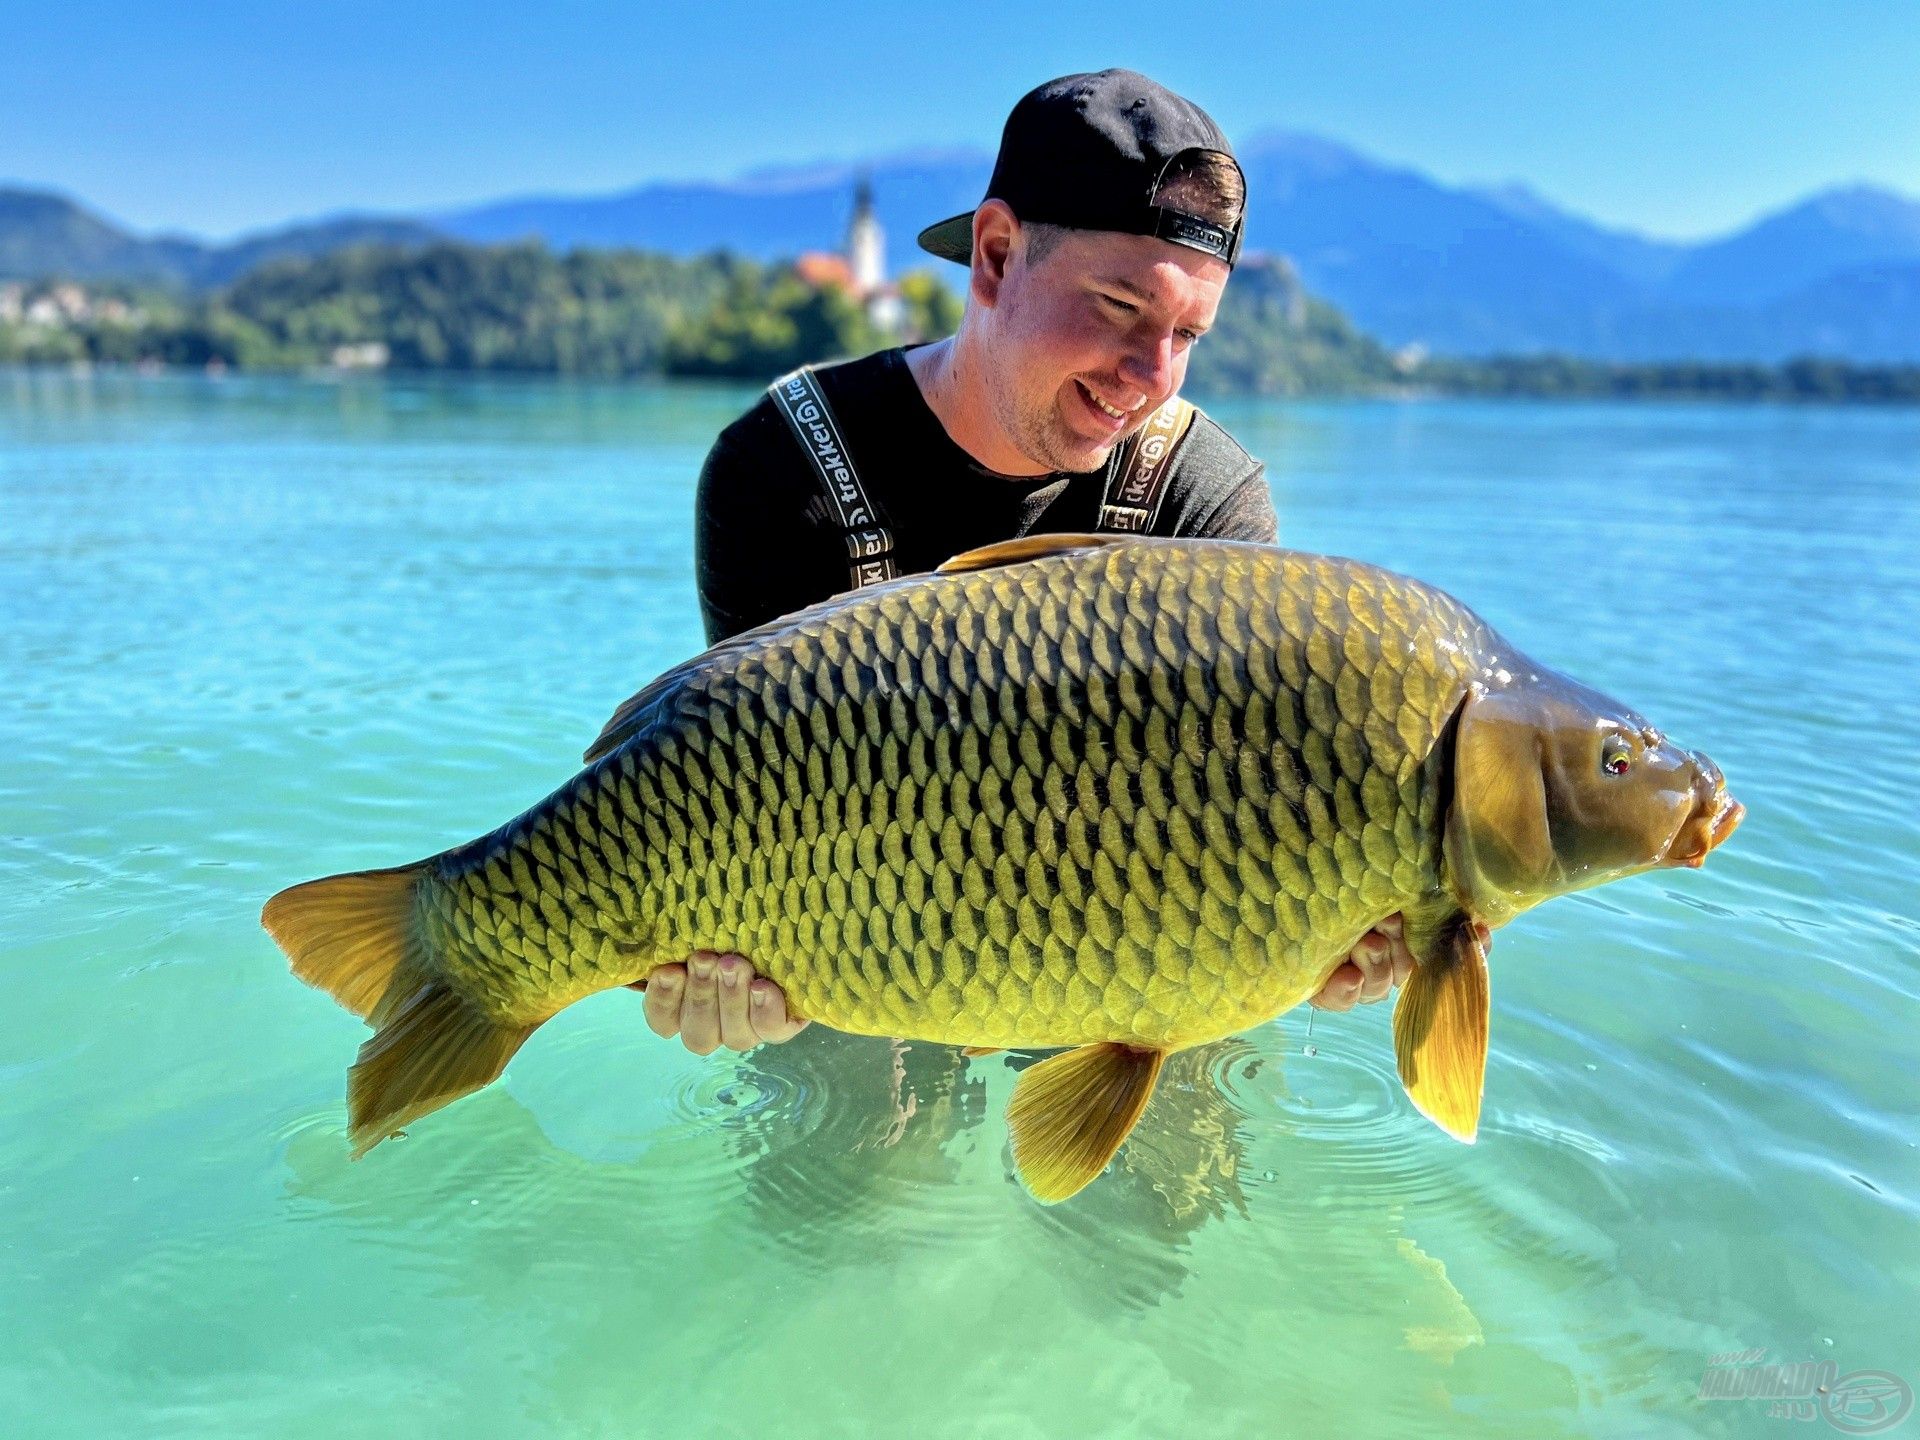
[416,541,1496,1049]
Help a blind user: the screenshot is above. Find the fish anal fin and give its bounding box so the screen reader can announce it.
[961,1046,1002,1058]
[263,863,428,1021]
[1005,1042,1166,1203]
[348,983,542,1157]
[935,533,1129,576]
[1393,918,1491,1143]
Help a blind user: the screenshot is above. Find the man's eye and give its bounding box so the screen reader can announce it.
[1099,294,1137,315]
[1176,329,1201,346]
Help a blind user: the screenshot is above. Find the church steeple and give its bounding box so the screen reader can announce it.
[846,172,885,295]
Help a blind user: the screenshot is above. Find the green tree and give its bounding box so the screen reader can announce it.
[664,266,887,378]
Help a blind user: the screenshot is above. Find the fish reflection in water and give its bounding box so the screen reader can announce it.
[279,1019,1490,1371]
[722,1029,1253,1287]
[715,1024,1489,1346]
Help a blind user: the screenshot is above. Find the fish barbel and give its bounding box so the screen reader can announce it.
[264,534,1742,1200]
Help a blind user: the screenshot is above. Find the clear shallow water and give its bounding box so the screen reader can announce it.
[2,369,1915,1439]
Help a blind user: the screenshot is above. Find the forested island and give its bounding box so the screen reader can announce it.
[0,244,960,379]
[4,239,1917,403]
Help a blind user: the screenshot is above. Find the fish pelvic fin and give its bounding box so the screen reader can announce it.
[1006,1043,1166,1203]
[1393,918,1491,1143]
[347,983,539,1157]
[263,862,541,1156]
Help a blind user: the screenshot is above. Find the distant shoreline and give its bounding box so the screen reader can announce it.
[9,241,1920,406]
[7,358,1919,409]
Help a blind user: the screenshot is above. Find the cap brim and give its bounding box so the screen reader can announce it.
[916,211,975,265]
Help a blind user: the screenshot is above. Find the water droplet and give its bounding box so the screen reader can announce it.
[1302,1043,1318,1057]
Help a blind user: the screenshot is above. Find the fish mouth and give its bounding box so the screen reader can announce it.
[1664,787,1745,870]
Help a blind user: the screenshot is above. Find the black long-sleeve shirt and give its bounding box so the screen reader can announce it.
[695,346,1276,645]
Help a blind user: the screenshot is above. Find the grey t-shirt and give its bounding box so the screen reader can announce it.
[695,346,1276,645]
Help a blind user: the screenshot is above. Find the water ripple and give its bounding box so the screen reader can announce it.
[8,379,1919,1437]
[1208,1026,1483,1214]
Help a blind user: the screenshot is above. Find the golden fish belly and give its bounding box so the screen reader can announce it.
[422,542,1494,1049]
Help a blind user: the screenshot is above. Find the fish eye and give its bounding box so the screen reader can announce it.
[1602,737,1632,777]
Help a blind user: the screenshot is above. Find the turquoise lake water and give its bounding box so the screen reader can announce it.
[2,368,1915,1438]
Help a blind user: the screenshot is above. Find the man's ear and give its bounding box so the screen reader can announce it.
[1449,685,1555,910]
[970,200,1017,309]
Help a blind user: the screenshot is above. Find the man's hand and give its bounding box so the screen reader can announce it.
[630,952,810,1056]
[1309,913,1415,1012]
[639,916,1480,1048]
[1309,913,1491,1012]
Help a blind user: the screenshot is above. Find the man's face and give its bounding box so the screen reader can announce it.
[983,221,1230,474]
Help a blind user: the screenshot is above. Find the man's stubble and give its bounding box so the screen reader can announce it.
[987,367,1124,477]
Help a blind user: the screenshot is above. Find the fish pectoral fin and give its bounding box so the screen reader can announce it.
[935,533,1130,576]
[1392,918,1491,1143]
[960,1046,1003,1058]
[1005,1043,1166,1203]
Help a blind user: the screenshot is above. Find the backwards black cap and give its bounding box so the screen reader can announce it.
[917,69,1245,269]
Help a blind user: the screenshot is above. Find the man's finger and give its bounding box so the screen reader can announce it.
[1346,931,1394,1003]
[716,955,758,1052]
[1308,960,1363,1012]
[679,951,721,1056]
[1373,912,1412,996]
[750,980,811,1043]
[642,963,686,1038]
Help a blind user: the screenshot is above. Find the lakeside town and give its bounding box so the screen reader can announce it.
[5,179,1918,402]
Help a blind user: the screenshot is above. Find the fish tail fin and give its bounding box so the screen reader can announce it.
[346,984,538,1157]
[263,862,430,1020]
[262,862,539,1156]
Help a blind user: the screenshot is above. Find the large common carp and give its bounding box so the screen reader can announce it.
[265,535,1741,1201]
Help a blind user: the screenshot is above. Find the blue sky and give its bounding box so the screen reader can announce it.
[4,0,1916,241]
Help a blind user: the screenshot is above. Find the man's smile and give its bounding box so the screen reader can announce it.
[1073,378,1145,430]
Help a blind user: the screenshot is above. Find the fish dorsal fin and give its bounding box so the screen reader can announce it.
[1393,919,1491,1143]
[935,533,1130,576]
[1005,1042,1166,1203]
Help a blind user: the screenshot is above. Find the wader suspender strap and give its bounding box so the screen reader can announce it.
[769,367,898,589]
[1096,397,1198,533]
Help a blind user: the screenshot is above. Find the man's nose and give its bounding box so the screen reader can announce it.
[1117,333,1176,400]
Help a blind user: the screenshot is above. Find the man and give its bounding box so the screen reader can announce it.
[643,70,1414,1055]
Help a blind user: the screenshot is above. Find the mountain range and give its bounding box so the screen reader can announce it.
[6,132,1919,362]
